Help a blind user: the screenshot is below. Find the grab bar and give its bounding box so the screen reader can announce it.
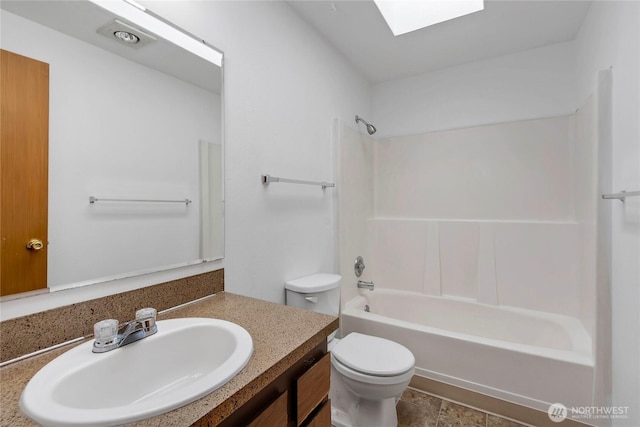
[261,174,335,190]
[601,190,640,202]
[89,196,192,205]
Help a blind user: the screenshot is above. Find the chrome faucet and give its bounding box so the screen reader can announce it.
[92,308,158,353]
[357,280,374,290]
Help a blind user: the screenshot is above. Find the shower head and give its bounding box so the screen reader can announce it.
[355,115,377,135]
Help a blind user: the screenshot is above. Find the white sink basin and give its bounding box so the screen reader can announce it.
[20,318,253,427]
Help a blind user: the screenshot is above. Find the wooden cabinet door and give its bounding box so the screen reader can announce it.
[248,391,288,427]
[1,49,49,296]
[296,353,330,426]
[303,399,331,427]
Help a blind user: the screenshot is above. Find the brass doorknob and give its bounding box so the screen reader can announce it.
[26,239,44,251]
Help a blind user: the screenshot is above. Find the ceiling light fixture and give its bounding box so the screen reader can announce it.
[373,0,484,36]
[97,19,155,49]
[89,0,222,66]
[113,30,140,44]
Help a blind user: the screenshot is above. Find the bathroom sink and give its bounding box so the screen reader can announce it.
[20,318,253,427]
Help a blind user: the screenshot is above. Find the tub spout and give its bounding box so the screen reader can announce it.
[357,280,374,290]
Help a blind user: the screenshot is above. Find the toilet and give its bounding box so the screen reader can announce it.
[285,274,415,427]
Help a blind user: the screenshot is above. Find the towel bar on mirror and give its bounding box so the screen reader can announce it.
[261,174,335,190]
[601,190,640,202]
[89,196,192,205]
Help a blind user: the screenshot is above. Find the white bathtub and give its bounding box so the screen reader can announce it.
[341,289,594,411]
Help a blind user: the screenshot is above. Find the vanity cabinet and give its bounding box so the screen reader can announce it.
[205,341,331,427]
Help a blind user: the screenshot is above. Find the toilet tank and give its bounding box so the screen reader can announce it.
[285,273,341,318]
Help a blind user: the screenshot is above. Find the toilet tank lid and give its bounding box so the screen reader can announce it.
[285,273,342,293]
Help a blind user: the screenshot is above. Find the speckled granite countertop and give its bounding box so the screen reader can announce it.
[0,292,339,426]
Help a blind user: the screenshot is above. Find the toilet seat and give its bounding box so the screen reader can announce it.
[331,333,415,384]
[331,354,415,386]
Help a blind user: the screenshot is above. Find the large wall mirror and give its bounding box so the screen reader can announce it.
[0,0,224,298]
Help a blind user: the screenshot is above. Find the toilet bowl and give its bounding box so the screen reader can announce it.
[329,333,415,427]
[284,274,416,427]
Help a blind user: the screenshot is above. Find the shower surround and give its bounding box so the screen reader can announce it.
[335,109,598,412]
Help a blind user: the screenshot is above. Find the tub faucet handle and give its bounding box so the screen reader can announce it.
[354,256,366,277]
[357,280,374,290]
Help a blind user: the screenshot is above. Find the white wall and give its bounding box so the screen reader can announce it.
[593,69,614,427]
[372,41,577,138]
[141,1,371,304]
[575,2,640,424]
[1,11,219,290]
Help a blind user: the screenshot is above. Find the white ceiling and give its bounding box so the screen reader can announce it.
[288,0,592,83]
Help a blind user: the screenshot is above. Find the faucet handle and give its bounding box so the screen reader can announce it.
[93,319,119,345]
[136,307,157,332]
[135,307,157,321]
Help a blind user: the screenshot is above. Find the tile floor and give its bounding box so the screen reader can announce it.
[397,388,528,427]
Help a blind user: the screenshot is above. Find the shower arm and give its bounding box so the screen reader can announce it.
[355,115,377,135]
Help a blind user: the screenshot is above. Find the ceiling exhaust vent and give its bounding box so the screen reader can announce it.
[97,19,156,49]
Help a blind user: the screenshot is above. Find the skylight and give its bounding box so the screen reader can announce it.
[373,0,484,36]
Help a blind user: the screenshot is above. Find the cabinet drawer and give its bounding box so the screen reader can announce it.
[248,390,288,427]
[296,353,330,426]
[303,399,331,427]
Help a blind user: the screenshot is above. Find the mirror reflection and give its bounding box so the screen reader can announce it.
[0,0,224,297]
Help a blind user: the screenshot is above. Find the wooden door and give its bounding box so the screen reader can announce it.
[0,49,49,296]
